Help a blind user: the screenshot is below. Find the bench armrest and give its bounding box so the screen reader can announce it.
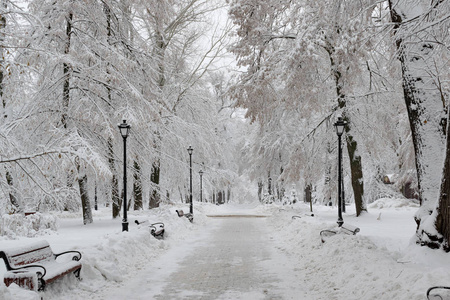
[320,229,338,243]
[54,250,82,261]
[7,264,47,278]
[427,286,450,300]
[0,251,12,270]
[0,251,47,277]
[150,222,164,227]
[340,224,360,235]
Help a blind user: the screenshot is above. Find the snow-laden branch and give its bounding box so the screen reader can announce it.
[0,149,76,164]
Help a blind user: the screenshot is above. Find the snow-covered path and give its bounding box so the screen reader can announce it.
[96,216,306,299]
[4,201,450,300]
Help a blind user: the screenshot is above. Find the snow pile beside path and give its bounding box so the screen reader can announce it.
[0,213,58,238]
[0,204,211,300]
[269,205,450,300]
[369,197,420,209]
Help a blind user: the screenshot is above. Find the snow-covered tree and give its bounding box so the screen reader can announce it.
[388,0,450,249]
[227,0,405,215]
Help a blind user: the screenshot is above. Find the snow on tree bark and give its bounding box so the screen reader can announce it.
[0,1,19,213]
[149,161,160,209]
[77,163,92,225]
[62,7,93,224]
[436,119,450,250]
[325,42,366,216]
[389,0,449,248]
[133,160,143,210]
[108,138,121,218]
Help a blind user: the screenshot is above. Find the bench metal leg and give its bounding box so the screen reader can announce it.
[74,268,82,280]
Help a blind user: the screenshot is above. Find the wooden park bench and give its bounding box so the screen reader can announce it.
[135,220,165,239]
[320,224,360,243]
[0,240,82,291]
[149,222,165,239]
[176,209,193,223]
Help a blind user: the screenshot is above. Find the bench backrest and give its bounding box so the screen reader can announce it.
[1,241,53,270]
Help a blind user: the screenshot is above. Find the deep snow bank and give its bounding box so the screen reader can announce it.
[269,199,450,300]
[0,204,211,300]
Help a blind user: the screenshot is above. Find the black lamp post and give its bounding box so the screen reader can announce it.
[199,170,203,202]
[334,117,346,227]
[118,120,131,232]
[268,178,272,195]
[188,146,193,214]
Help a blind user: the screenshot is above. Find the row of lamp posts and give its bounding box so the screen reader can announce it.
[118,118,344,232]
[117,120,203,232]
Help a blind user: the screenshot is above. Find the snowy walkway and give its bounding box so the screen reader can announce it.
[98,216,306,299]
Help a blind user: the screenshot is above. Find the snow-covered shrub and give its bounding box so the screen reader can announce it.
[0,213,58,238]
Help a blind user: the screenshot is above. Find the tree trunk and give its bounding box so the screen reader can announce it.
[6,169,20,212]
[0,0,5,113]
[257,181,263,202]
[324,142,333,205]
[436,121,450,250]
[78,174,92,225]
[149,161,160,209]
[108,138,121,218]
[305,184,312,204]
[103,6,121,217]
[326,43,366,216]
[94,181,98,210]
[0,5,19,212]
[62,10,93,224]
[133,160,143,210]
[388,1,447,247]
[345,124,366,216]
[61,12,72,129]
[76,159,92,225]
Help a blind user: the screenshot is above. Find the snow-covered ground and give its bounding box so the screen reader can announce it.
[1,199,449,299]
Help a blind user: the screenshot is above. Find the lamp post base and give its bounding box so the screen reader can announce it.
[122,222,129,232]
[337,218,343,227]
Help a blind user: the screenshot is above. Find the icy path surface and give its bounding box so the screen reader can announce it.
[98,216,306,299]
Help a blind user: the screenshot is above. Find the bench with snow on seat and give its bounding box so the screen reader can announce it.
[135,220,165,239]
[320,224,360,243]
[0,240,82,291]
[176,209,193,223]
